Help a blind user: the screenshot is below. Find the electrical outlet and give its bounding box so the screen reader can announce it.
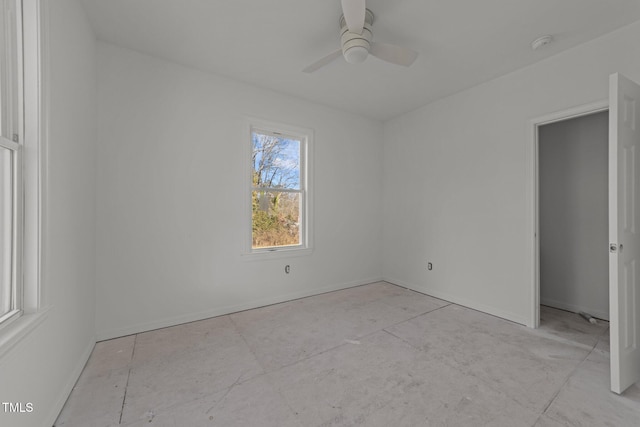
[427,262,433,271]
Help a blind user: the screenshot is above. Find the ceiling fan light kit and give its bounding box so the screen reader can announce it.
[340,9,373,64]
[303,1,418,73]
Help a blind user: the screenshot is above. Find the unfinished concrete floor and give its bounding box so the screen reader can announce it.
[54,282,640,426]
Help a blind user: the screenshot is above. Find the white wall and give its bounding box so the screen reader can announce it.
[382,20,640,326]
[0,0,97,426]
[95,43,383,339]
[539,111,609,319]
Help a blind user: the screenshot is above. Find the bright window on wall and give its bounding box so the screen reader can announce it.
[0,0,23,326]
[248,120,313,256]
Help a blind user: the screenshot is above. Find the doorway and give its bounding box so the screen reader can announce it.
[538,110,609,321]
[528,101,609,328]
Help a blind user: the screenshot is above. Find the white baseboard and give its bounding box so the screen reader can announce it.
[45,337,95,426]
[540,297,609,321]
[383,276,529,326]
[96,277,384,341]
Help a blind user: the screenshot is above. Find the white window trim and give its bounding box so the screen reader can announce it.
[0,0,49,358]
[242,118,314,260]
[0,0,24,328]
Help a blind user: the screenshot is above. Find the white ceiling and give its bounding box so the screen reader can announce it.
[79,0,640,120]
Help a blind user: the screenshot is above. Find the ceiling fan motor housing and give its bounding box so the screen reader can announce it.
[340,9,374,64]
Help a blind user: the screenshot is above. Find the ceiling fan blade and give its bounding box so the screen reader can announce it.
[341,0,365,34]
[302,49,343,73]
[370,42,418,67]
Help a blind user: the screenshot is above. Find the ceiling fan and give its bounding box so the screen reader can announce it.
[303,0,418,73]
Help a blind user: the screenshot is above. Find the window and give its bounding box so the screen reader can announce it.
[247,120,313,256]
[0,0,47,355]
[0,0,22,327]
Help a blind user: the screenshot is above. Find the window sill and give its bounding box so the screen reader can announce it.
[242,247,313,261]
[0,305,51,359]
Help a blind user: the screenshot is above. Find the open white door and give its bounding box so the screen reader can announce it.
[609,73,640,394]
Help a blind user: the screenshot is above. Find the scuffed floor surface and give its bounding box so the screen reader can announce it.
[54,282,640,426]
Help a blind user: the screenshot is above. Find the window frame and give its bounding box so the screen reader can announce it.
[0,0,24,328]
[244,118,314,259]
[0,0,49,357]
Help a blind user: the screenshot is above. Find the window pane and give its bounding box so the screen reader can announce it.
[0,145,13,317]
[252,190,301,249]
[0,0,19,141]
[0,0,5,137]
[252,132,301,190]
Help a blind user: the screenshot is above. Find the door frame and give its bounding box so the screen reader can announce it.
[528,100,609,328]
